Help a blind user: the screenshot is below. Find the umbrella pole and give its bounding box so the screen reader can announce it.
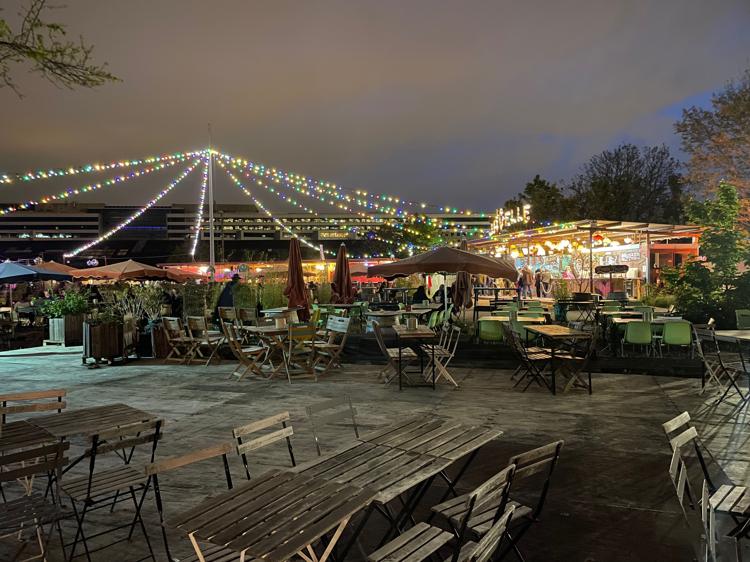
[443,274,448,325]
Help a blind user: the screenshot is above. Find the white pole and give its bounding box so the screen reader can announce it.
[208,124,215,272]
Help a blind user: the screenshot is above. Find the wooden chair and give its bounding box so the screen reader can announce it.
[371,468,516,562]
[222,320,267,381]
[421,325,461,387]
[662,412,717,492]
[313,316,351,377]
[0,440,70,562]
[694,326,747,403]
[122,313,138,359]
[232,412,296,480]
[162,317,197,364]
[61,419,163,562]
[306,395,359,456]
[373,321,418,385]
[238,307,259,327]
[0,389,66,424]
[283,323,318,383]
[186,316,223,366]
[143,442,234,562]
[217,306,237,322]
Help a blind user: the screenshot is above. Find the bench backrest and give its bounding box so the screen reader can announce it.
[306,395,358,456]
[0,388,66,424]
[232,411,296,479]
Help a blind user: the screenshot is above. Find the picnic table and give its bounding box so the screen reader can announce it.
[525,325,592,395]
[392,325,436,391]
[168,469,375,562]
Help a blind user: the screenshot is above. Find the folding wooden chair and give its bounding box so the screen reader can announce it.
[143,442,234,562]
[283,323,318,383]
[61,419,163,562]
[217,307,237,323]
[222,320,267,381]
[497,441,564,561]
[0,440,70,562]
[313,315,351,376]
[306,395,359,456]
[662,412,718,493]
[694,326,748,403]
[421,325,461,387]
[237,307,259,327]
[373,321,418,385]
[185,316,223,366]
[0,389,66,424]
[162,317,197,364]
[232,412,296,480]
[371,468,516,562]
[557,328,598,394]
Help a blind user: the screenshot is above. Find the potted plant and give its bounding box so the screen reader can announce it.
[40,288,89,346]
[551,281,571,322]
[132,283,168,358]
[82,303,124,365]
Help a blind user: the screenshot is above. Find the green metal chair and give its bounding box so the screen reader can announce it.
[427,311,439,330]
[511,318,534,344]
[621,321,653,356]
[517,311,542,318]
[659,321,693,357]
[478,319,503,344]
[735,309,750,329]
[601,304,621,312]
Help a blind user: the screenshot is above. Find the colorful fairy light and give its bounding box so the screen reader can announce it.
[63,160,200,257]
[189,159,209,257]
[3,149,205,183]
[0,155,190,216]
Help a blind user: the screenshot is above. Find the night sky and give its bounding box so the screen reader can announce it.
[2,0,750,211]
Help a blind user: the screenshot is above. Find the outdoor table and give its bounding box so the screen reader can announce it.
[327,303,362,317]
[290,440,453,559]
[610,317,687,326]
[358,416,503,501]
[525,325,592,395]
[0,421,58,495]
[168,468,375,562]
[715,330,750,343]
[392,325,436,391]
[710,484,750,547]
[261,307,302,321]
[28,403,157,475]
[484,315,546,323]
[600,310,643,318]
[366,310,400,330]
[243,325,288,378]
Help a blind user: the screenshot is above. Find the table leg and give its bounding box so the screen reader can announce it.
[551,343,557,396]
[188,533,207,562]
[432,339,436,390]
[398,335,403,391]
[336,503,375,561]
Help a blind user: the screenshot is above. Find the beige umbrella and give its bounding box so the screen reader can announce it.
[70,259,194,282]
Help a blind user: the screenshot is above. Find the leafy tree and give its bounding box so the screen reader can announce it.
[663,182,750,327]
[567,144,684,223]
[675,68,750,224]
[1,0,117,96]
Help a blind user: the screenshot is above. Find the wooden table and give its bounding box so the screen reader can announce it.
[168,469,375,562]
[715,330,750,343]
[392,325,436,391]
[30,403,156,439]
[291,441,453,558]
[611,317,687,325]
[710,484,750,547]
[481,315,546,323]
[242,325,289,378]
[0,421,56,454]
[525,325,592,395]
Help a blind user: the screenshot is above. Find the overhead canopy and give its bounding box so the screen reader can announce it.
[41,260,76,274]
[367,246,518,280]
[71,259,195,282]
[0,262,72,284]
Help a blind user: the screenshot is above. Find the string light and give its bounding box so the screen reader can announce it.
[64,160,200,257]
[216,160,336,257]
[0,155,190,216]
[3,149,205,183]
[189,159,209,257]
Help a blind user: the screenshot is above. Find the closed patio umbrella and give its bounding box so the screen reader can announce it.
[452,239,474,312]
[284,238,310,321]
[331,243,354,304]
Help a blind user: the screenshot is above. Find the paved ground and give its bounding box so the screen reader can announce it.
[1,346,748,561]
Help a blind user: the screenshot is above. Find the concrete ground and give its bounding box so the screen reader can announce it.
[1,346,748,562]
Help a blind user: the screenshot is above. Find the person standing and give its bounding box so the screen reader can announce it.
[540,268,552,297]
[534,269,542,298]
[521,265,534,299]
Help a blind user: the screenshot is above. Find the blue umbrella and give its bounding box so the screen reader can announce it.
[0,262,72,283]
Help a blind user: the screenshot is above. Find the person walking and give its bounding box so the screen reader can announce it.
[534,269,542,298]
[521,265,534,299]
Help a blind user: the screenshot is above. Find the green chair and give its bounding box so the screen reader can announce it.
[525,301,542,307]
[517,311,541,318]
[621,321,653,356]
[659,321,693,357]
[427,311,439,330]
[735,309,750,329]
[601,304,621,312]
[478,319,503,344]
[510,318,534,344]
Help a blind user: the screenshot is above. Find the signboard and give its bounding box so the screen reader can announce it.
[318,230,349,240]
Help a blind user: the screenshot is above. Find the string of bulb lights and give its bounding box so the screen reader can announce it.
[189,158,210,257]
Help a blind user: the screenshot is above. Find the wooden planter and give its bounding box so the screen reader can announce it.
[150,322,170,359]
[46,314,84,346]
[83,321,124,364]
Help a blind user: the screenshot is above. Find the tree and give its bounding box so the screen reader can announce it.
[1,0,117,96]
[675,69,750,225]
[567,144,684,223]
[663,182,750,326]
[521,175,568,225]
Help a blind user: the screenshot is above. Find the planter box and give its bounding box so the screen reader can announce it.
[46,314,84,346]
[83,321,124,364]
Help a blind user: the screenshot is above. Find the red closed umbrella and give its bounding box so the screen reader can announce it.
[332,243,354,304]
[284,238,310,321]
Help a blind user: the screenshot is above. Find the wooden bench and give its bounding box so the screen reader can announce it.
[0,389,66,424]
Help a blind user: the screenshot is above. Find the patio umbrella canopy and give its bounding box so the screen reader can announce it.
[70,259,190,282]
[40,260,76,274]
[284,238,310,321]
[331,243,354,304]
[452,239,474,310]
[0,262,72,283]
[367,246,518,280]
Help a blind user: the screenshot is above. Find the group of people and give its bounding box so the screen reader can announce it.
[517,265,552,299]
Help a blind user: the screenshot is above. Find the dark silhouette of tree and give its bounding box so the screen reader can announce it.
[1,0,117,96]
